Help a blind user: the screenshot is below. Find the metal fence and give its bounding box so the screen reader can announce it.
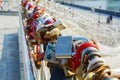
[18,2,51,80]
[18,1,120,80]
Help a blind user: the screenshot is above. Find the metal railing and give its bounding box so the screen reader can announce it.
[18,2,51,80]
[18,2,34,80]
[18,1,120,80]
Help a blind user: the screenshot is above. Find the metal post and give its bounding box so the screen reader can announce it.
[62,0,63,4]
[71,0,72,6]
[98,6,101,23]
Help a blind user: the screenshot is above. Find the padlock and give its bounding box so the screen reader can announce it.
[83,72,95,80]
[44,28,61,41]
[44,42,59,64]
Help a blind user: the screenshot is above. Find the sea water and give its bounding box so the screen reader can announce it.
[62,0,120,12]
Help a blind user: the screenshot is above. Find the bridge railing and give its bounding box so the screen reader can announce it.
[18,1,120,80]
[18,3,35,80]
[18,1,51,79]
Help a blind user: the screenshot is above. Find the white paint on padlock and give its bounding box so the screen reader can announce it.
[81,47,98,63]
[87,52,101,61]
[87,57,105,72]
[88,62,106,72]
[36,13,53,31]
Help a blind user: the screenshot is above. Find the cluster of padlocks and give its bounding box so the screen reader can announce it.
[21,0,120,80]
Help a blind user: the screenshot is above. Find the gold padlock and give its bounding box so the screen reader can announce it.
[83,72,95,80]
